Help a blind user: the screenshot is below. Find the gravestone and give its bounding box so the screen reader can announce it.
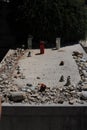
[56,38,60,49]
[27,35,33,49]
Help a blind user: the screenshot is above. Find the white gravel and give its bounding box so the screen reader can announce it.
[13,44,87,88]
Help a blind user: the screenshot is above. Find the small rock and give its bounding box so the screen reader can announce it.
[78,80,83,84]
[69,100,74,105]
[1,97,5,103]
[58,98,64,104]
[59,75,64,82]
[24,98,28,102]
[82,70,87,77]
[82,84,87,91]
[0,77,3,82]
[14,75,17,79]
[17,70,20,74]
[29,97,36,102]
[76,99,84,104]
[81,76,85,81]
[26,83,32,87]
[41,97,47,102]
[68,85,74,91]
[20,75,25,79]
[37,77,40,79]
[78,67,82,71]
[0,85,4,89]
[76,85,82,92]
[3,80,9,84]
[26,89,31,93]
[73,56,77,59]
[84,78,87,81]
[64,76,71,86]
[27,51,31,57]
[21,88,27,92]
[30,86,36,91]
[39,83,47,92]
[31,94,38,98]
[72,51,83,57]
[1,74,7,79]
[59,61,64,66]
[80,58,86,62]
[84,63,87,67]
[10,87,18,92]
[83,82,87,85]
[59,87,63,91]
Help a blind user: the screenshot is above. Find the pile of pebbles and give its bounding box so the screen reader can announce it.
[0,48,25,103]
[72,51,87,102]
[72,51,87,82]
[0,49,87,105]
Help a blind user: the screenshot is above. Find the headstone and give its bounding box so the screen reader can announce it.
[27,35,33,49]
[80,91,87,100]
[56,38,60,49]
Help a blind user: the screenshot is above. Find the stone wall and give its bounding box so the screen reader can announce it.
[0,104,87,130]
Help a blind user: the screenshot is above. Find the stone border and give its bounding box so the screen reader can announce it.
[1,105,87,130]
[80,42,87,53]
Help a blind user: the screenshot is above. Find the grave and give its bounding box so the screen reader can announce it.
[0,44,87,130]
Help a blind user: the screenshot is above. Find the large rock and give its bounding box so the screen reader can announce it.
[80,91,87,100]
[82,84,87,91]
[82,70,87,77]
[8,92,25,102]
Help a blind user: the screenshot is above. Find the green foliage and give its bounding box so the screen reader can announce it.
[10,0,87,44]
